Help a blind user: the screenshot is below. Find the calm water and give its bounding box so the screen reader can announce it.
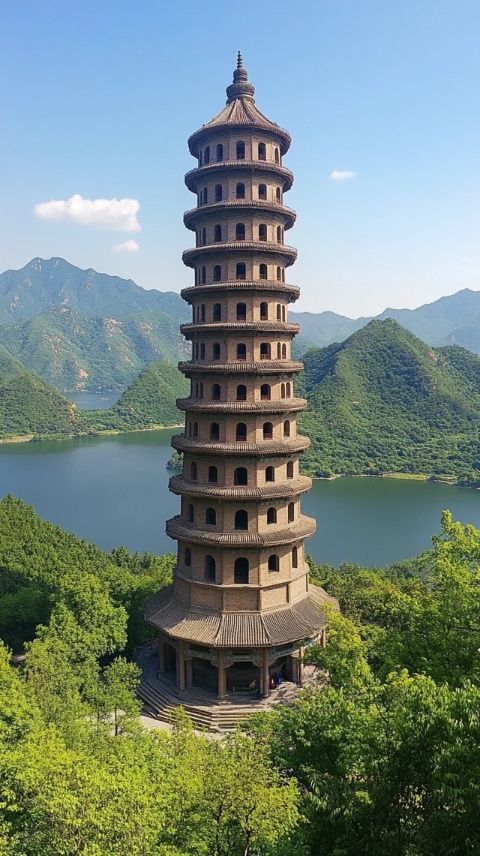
[70,392,120,410]
[1,428,479,566]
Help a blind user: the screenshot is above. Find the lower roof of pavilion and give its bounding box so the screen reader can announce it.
[145,584,337,648]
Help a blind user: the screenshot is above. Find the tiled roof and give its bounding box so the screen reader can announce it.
[144,584,335,647]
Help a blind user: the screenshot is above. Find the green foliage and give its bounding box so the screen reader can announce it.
[299,319,480,485]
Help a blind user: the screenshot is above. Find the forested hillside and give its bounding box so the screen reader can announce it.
[92,361,189,430]
[298,319,480,485]
[0,344,78,438]
[0,497,479,854]
[0,258,189,391]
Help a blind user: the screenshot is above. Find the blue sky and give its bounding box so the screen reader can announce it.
[1,0,479,316]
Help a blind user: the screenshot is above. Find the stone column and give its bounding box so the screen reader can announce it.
[177,646,186,691]
[261,648,270,698]
[297,645,304,687]
[217,650,226,699]
[158,636,166,673]
[185,657,193,689]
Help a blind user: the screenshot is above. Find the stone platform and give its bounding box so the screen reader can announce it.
[135,643,319,731]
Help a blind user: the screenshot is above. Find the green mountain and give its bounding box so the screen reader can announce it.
[0,349,187,440]
[94,361,189,430]
[0,307,189,392]
[298,319,480,485]
[0,257,187,322]
[0,344,77,438]
[291,288,480,356]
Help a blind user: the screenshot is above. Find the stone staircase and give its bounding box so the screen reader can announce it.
[137,676,270,731]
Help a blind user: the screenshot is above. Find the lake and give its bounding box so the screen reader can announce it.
[0,428,479,567]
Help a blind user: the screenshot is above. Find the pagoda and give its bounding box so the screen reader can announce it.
[145,54,333,702]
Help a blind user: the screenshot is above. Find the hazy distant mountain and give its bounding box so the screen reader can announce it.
[0,258,190,391]
[0,257,187,323]
[291,288,480,356]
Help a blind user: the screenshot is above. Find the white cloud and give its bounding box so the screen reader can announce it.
[330,170,357,181]
[34,194,141,231]
[112,239,140,253]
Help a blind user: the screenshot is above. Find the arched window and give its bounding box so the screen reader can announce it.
[187,504,194,522]
[236,384,247,401]
[259,264,268,280]
[204,146,210,164]
[236,182,245,199]
[236,141,245,159]
[282,344,287,359]
[201,227,206,245]
[263,422,273,439]
[259,224,267,241]
[283,420,290,437]
[201,304,206,321]
[275,187,281,203]
[202,188,208,204]
[282,306,286,322]
[258,183,267,200]
[286,382,291,397]
[214,224,222,242]
[234,467,248,485]
[260,384,271,400]
[288,502,295,523]
[276,304,281,321]
[267,507,277,524]
[277,343,281,359]
[215,184,222,202]
[205,507,216,525]
[281,383,286,399]
[282,269,285,282]
[234,557,249,584]
[236,343,247,361]
[216,143,223,161]
[276,225,282,243]
[190,461,197,480]
[205,555,216,581]
[265,466,275,482]
[201,266,206,284]
[268,554,279,572]
[276,266,282,281]
[212,343,221,360]
[260,302,268,320]
[287,461,294,478]
[236,223,245,241]
[260,342,271,360]
[292,547,298,568]
[208,466,218,483]
[185,547,191,566]
[236,302,247,321]
[193,421,198,437]
[274,148,280,164]
[210,422,219,440]
[236,262,246,280]
[213,303,222,321]
[258,142,266,161]
[213,265,222,282]
[236,422,247,441]
[235,509,248,530]
[212,383,221,401]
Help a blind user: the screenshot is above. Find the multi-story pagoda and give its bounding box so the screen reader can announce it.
[145,53,333,702]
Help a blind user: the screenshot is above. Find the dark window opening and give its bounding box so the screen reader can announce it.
[260,342,271,360]
[213,265,221,282]
[234,509,248,531]
[236,182,245,199]
[212,383,221,401]
[205,555,216,581]
[204,146,210,164]
[267,507,277,524]
[215,184,222,202]
[258,142,266,161]
[216,143,223,162]
[260,302,268,320]
[265,466,275,482]
[208,466,218,483]
[213,343,221,360]
[185,547,191,566]
[234,557,249,584]
[210,422,220,440]
[258,183,267,200]
[236,422,247,441]
[288,502,295,523]
[268,554,279,572]
[259,263,268,280]
[283,420,291,437]
[237,343,247,361]
[260,384,271,400]
[236,384,247,401]
[287,461,294,478]
[236,141,245,160]
[263,421,273,439]
[236,223,245,241]
[205,507,216,525]
[213,302,222,321]
[259,223,267,241]
[214,224,222,242]
[292,547,298,568]
[234,467,248,485]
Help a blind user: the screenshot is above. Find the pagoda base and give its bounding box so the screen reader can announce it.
[135,642,323,731]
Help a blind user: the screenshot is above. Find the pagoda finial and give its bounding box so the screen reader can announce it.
[226,51,255,103]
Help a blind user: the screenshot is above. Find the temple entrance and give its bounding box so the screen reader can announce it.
[227,661,260,693]
[165,642,176,678]
[192,657,218,691]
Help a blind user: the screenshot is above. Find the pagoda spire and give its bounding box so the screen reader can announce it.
[226,51,255,103]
